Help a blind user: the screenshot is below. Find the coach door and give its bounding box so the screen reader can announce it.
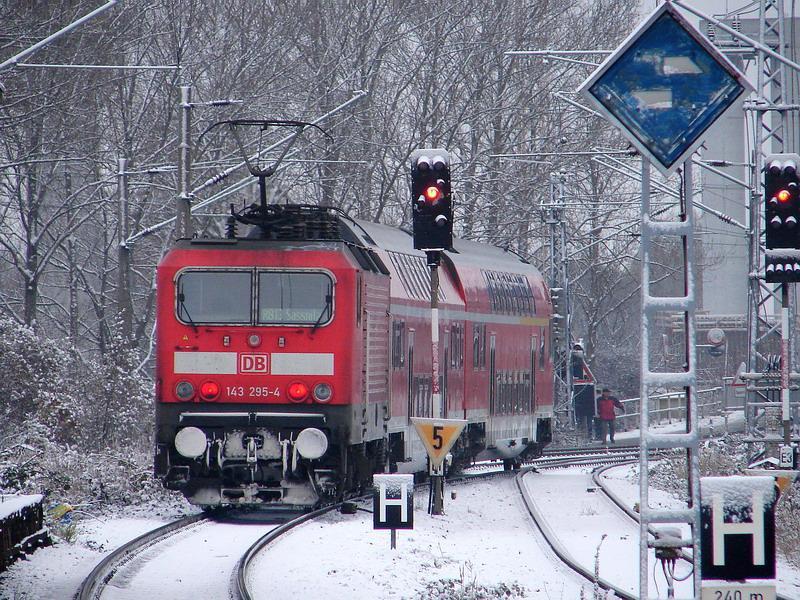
[442,330,449,418]
[488,334,496,439]
[407,329,415,423]
[530,335,537,412]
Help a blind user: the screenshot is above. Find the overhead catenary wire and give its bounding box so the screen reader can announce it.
[126,91,368,245]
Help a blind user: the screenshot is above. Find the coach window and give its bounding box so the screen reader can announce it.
[539,327,547,370]
[472,323,486,370]
[258,271,333,325]
[450,323,464,368]
[392,321,405,368]
[177,270,251,324]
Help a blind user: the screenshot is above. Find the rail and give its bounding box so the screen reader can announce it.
[74,513,208,600]
[232,503,343,600]
[515,461,637,599]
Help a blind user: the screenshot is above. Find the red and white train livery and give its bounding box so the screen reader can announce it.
[154,206,554,506]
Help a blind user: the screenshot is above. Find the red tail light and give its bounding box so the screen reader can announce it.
[287,382,309,402]
[199,381,221,400]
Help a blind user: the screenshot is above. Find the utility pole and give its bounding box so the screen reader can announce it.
[545,171,573,426]
[690,0,800,463]
[65,167,78,343]
[117,157,132,341]
[176,85,193,240]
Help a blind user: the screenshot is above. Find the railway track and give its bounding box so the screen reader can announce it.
[76,447,726,600]
[231,502,345,600]
[516,458,639,599]
[74,507,302,600]
[74,513,210,600]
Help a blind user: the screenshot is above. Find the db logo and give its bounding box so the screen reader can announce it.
[239,354,269,373]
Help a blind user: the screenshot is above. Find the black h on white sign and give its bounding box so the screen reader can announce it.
[700,476,777,580]
[373,474,414,530]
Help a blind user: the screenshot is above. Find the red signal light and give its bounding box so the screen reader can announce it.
[199,381,220,400]
[424,185,441,202]
[777,189,792,203]
[287,382,309,402]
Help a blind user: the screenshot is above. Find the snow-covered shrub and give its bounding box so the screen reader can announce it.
[0,317,81,445]
[414,578,527,600]
[0,316,165,508]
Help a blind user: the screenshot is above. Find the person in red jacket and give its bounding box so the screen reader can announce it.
[596,387,624,444]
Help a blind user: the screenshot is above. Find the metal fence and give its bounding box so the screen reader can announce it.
[617,387,723,431]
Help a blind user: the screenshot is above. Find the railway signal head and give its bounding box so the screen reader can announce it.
[411,149,452,251]
[764,153,800,282]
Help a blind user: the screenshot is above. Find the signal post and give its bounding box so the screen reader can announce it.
[763,154,800,454]
[410,149,459,515]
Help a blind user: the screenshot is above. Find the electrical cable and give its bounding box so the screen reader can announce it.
[667,558,694,582]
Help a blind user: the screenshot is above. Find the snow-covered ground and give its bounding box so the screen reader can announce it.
[524,465,692,597]
[1,513,173,599]
[247,476,588,599]
[3,435,799,600]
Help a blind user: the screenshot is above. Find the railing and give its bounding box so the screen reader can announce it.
[617,387,723,431]
[720,376,746,411]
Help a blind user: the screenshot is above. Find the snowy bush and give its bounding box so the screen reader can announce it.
[0,316,166,509]
[414,578,527,600]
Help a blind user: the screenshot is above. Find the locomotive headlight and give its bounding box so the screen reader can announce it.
[295,428,328,460]
[174,426,207,458]
[175,381,195,401]
[312,383,333,403]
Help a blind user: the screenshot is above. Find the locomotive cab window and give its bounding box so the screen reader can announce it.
[258,271,333,326]
[177,271,251,324]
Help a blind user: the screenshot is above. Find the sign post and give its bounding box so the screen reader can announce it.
[411,417,467,515]
[372,473,414,549]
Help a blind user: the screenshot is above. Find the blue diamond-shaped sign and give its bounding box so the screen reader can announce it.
[579,3,752,175]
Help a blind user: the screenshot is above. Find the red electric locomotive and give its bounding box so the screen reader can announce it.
[154,205,554,507]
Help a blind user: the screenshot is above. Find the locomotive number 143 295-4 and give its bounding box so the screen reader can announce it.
[226,386,281,398]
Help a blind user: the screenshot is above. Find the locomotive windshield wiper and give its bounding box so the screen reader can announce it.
[177,286,198,333]
[310,293,332,334]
